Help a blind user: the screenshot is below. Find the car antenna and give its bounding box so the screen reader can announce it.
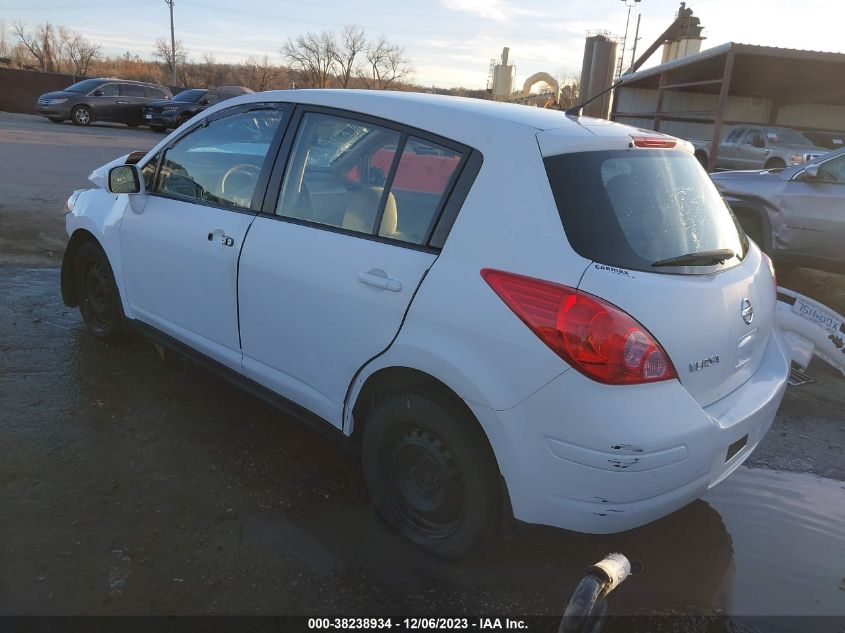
[565,78,626,118]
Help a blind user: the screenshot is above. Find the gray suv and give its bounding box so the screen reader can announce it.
[711,147,845,273]
[36,78,172,127]
[692,125,828,171]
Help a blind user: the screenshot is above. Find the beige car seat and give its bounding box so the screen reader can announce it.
[341,187,398,237]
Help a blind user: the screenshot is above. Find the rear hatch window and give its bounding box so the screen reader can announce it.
[544,149,748,273]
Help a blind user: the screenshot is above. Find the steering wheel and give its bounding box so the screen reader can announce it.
[220,163,261,207]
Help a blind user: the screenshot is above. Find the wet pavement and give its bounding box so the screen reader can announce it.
[1,113,845,623]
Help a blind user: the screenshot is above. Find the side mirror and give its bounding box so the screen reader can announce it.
[93,89,104,97]
[198,98,209,106]
[804,164,820,180]
[108,165,142,194]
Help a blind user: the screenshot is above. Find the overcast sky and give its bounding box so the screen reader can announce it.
[2,0,845,88]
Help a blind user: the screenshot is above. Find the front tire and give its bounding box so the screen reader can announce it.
[361,392,500,559]
[71,105,92,126]
[74,241,127,340]
[765,158,785,170]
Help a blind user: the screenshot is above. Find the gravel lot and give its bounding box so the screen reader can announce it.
[1,112,843,622]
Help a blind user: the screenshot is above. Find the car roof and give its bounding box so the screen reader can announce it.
[235,89,585,132]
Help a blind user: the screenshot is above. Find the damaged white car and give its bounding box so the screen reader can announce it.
[61,90,789,557]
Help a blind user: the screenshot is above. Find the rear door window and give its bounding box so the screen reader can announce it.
[378,137,462,244]
[544,149,747,273]
[123,84,147,98]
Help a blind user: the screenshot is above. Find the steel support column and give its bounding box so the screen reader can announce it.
[708,48,735,172]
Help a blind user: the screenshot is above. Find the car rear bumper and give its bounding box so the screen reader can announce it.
[469,332,789,533]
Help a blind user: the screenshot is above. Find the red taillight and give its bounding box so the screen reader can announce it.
[631,135,677,149]
[481,269,678,385]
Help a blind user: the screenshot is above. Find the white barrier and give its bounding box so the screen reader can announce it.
[775,286,845,379]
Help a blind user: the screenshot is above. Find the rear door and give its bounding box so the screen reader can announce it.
[542,146,776,407]
[238,109,467,427]
[778,153,845,261]
[120,104,289,369]
[118,83,148,124]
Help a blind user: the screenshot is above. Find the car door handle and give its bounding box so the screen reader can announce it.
[358,269,402,292]
[208,231,235,247]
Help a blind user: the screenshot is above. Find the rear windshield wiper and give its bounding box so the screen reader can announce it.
[651,248,735,268]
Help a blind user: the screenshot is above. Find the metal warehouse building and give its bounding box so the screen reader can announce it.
[611,42,845,170]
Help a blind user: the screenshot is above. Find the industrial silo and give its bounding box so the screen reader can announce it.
[579,32,618,118]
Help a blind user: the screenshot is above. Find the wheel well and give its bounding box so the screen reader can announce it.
[60,229,99,307]
[350,366,513,523]
[730,202,771,253]
[765,157,785,168]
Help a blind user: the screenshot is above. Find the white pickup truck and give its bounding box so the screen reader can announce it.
[691,125,827,171]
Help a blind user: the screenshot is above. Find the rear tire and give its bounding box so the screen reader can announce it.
[361,392,500,559]
[71,105,92,126]
[74,241,127,340]
[175,113,191,127]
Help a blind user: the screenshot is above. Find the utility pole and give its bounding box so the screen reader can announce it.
[617,0,641,77]
[165,0,177,86]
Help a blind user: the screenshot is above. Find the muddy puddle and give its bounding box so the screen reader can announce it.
[242,467,845,619]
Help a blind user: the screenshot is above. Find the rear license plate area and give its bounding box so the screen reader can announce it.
[726,434,748,462]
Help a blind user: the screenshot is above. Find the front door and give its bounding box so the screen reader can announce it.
[120,105,288,368]
[238,110,466,426]
[779,154,845,262]
[735,128,767,169]
[89,82,121,121]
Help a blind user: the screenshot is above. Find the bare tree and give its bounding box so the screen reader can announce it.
[360,36,411,90]
[153,36,186,82]
[0,19,11,60]
[332,25,365,88]
[243,54,280,91]
[63,30,100,75]
[13,21,61,72]
[282,30,336,88]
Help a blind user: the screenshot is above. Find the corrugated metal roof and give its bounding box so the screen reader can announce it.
[620,42,845,86]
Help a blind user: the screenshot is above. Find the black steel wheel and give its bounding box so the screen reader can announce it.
[71,105,92,126]
[362,392,500,558]
[74,241,127,339]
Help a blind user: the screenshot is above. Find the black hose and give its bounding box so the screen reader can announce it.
[558,575,604,633]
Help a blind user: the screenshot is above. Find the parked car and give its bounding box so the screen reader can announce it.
[690,125,827,171]
[60,91,788,558]
[36,78,172,127]
[711,147,845,273]
[143,85,253,132]
[802,129,845,151]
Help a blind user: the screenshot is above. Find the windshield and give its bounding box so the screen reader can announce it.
[544,149,748,274]
[173,89,207,103]
[764,127,815,147]
[65,79,103,94]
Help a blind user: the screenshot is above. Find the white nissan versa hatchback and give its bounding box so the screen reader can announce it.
[61,90,789,558]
